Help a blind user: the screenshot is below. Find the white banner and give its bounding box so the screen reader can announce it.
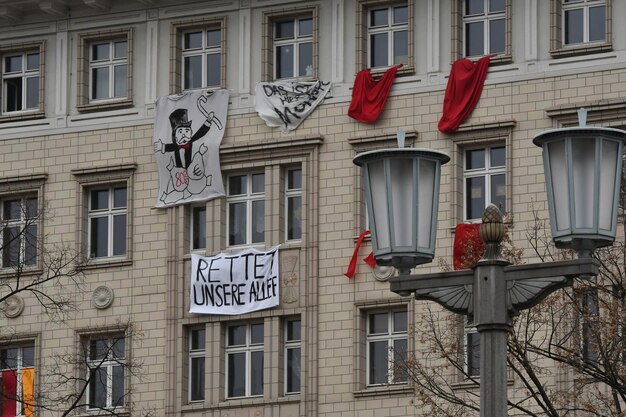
[190,247,280,315]
[255,80,331,133]
[153,89,229,208]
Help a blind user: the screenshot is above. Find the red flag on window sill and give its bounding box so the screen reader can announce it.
[345,231,376,278]
[438,56,491,133]
[348,65,402,123]
[453,223,485,270]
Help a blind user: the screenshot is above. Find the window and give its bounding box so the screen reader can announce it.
[285,168,302,241]
[463,145,506,220]
[580,289,599,362]
[227,173,265,246]
[89,39,127,101]
[463,0,506,57]
[1,195,38,268]
[2,51,40,114]
[189,328,205,402]
[284,318,301,394]
[88,185,127,259]
[367,3,408,68]
[77,29,132,110]
[366,309,407,385]
[182,27,222,90]
[0,343,35,417]
[84,334,125,409]
[274,17,313,79]
[226,322,264,398]
[550,0,611,57]
[191,205,206,251]
[263,7,318,81]
[464,319,480,377]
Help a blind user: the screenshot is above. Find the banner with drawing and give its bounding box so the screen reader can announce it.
[153,89,229,208]
[189,247,280,315]
[255,80,331,133]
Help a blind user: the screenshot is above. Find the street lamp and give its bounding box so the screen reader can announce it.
[353,113,626,417]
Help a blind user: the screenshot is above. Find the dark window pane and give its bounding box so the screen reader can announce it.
[490,147,505,167]
[113,187,127,208]
[467,331,480,376]
[287,319,301,341]
[5,78,21,112]
[393,30,408,65]
[565,8,584,44]
[466,0,484,15]
[370,8,388,27]
[275,20,294,39]
[228,175,247,196]
[26,53,39,71]
[3,227,20,267]
[0,347,17,369]
[228,325,246,346]
[489,19,505,54]
[466,176,486,220]
[466,149,486,170]
[112,365,125,406]
[393,311,407,333]
[25,198,37,219]
[288,169,302,190]
[369,340,388,384]
[24,224,37,265]
[26,76,39,109]
[92,43,110,61]
[184,55,202,89]
[589,6,605,42]
[251,323,264,344]
[491,174,506,214]
[207,29,221,47]
[90,217,109,258]
[192,206,206,249]
[92,67,109,99]
[370,33,388,68]
[393,338,408,382]
[276,44,294,79]
[489,0,505,13]
[89,338,108,360]
[251,200,265,243]
[113,214,126,256]
[286,347,301,393]
[114,65,127,98]
[250,350,264,395]
[89,368,107,407]
[114,41,127,59]
[91,189,109,211]
[299,18,312,37]
[393,6,408,24]
[369,312,388,334]
[228,202,246,245]
[112,337,125,359]
[227,352,245,397]
[5,55,21,72]
[4,199,21,220]
[22,346,35,367]
[190,356,205,400]
[465,21,484,57]
[298,42,313,77]
[184,31,203,49]
[252,174,264,193]
[207,53,221,86]
[287,196,302,240]
[191,328,205,350]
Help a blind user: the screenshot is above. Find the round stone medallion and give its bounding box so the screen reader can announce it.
[372,264,396,281]
[3,295,24,318]
[93,285,114,309]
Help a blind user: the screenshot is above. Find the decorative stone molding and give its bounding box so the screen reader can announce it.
[3,295,25,318]
[93,285,114,309]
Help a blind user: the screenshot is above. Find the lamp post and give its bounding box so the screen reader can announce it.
[353,111,626,417]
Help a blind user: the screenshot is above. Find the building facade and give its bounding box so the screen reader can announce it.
[0,0,623,416]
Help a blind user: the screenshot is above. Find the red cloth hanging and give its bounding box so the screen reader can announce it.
[345,231,376,278]
[453,223,485,270]
[348,65,402,123]
[438,56,491,133]
[2,370,17,417]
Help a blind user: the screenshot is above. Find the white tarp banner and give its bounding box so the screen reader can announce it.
[189,247,280,315]
[255,80,331,133]
[153,89,229,208]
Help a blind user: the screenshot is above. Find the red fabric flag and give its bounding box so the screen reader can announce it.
[2,370,17,417]
[453,223,485,270]
[345,231,375,278]
[438,56,491,133]
[348,65,402,123]
[363,251,376,268]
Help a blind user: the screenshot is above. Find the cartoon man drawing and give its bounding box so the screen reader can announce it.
[154,95,223,204]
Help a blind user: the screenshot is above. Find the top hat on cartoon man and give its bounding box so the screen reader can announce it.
[169,109,192,137]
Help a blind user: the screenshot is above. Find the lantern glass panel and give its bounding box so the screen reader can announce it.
[599,140,619,230]
[418,159,436,248]
[390,159,414,247]
[547,140,570,232]
[368,160,390,250]
[571,138,595,229]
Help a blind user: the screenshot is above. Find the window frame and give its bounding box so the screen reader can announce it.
[0,42,45,122]
[366,4,409,69]
[284,317,301,394]
[190,204,207,251]
[188,327,206,402]
[365,308,408,386]
[462,0,507,58]
[83,333,126,410]
[462,144,506,221]
[463,317,480,377]
[226,172,266,247]
[550,0,612,58]
[0,194,39,269]
[262,6,319,82]
[225,322,264,399]
[273,16,314,80]
[77,29,133,112]
[285,167,302,242]
[0,342,36,417]
[171,17,226,93]
[87,184,128,260]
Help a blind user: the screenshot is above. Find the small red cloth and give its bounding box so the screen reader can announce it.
[438,56,491,133]
[2,370,17,417]
[345,231,376,278]
[348,65,401,123]
[453,223,485,270]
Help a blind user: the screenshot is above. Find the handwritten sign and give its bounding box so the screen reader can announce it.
[190,247,280,315]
